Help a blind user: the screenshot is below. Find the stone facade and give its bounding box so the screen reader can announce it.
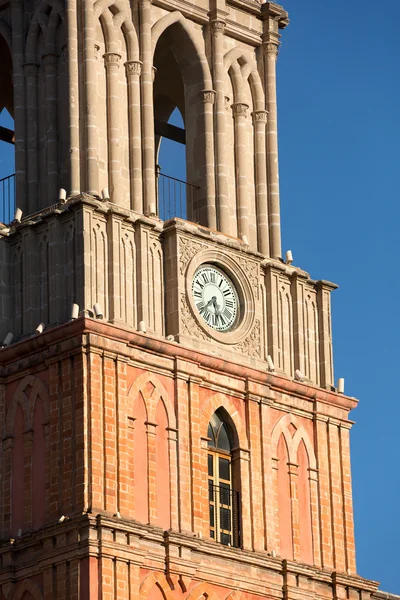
[0,0,397,599]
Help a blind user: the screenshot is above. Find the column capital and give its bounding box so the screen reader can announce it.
[125,60,142,77]
[252,109,268,124]
[42,53,58,68]
[262,36,280,58]
[209,19,226,34]
[23,62,39,76]
[232,102,249,118]
[103,52,122,68]
[201,89,216,104]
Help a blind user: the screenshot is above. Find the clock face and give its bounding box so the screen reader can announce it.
[191,265,238,332]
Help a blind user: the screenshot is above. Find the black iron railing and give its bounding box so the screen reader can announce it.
[0,174,15,224]
[157,171,199,222]
[208,482,240,548]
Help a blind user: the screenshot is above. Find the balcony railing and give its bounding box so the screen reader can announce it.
[157,171,199,222]
[208,482,240,548]
[0,174,15,224]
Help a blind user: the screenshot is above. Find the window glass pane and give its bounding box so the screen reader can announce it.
[208,454,214,476]
[207,423,215,447]
[208,480,214,501]
[218,457,230,482]
[219,482,231,506]
[216,422,231,451]
[210,530,215,539]
[220,507,231,531]
[220,532,231,546]
[209,504,215,527]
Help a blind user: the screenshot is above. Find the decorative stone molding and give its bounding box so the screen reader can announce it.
[232,103,249,118]
[201,89,216,104]
[103,52,122,69]
[252,110,268,124]
[236,319,261,358]
[152,66,157,81]
[237,257,259,300]
[180,294,208,341]
[179,237,205,276]
[125,60,142,77]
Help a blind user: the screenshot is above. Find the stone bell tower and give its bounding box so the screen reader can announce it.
[0,1,394,599]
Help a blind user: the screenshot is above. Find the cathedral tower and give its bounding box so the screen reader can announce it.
[0,1,390,599]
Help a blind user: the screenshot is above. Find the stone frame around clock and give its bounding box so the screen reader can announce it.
[185,248,256,345]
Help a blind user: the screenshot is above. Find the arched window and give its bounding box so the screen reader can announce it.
[207,410,240,547]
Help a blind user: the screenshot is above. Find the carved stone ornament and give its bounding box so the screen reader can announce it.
[201,90,216,105]
[125,60,142,77]
[252,110,268,124]
[263,40,280,58]
[180,294,209,341]
[42,54,58,68]
[179,237,205,276]
[232,103,249,118]
[103,52,122,68]
[23,63,39,77]
[236,319,261,358]
[211,20,226,34]
[237,257,259,300]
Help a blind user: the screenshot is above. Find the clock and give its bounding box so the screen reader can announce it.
[191,264,238,332]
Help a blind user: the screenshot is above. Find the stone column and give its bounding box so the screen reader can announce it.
[83,3,99,195]
[339,424,357,574]
[167,426,179,531]
[309,467,322,567]
[316,280,337,389]
[232,102,250,242]
[263,38,281,259]
[103,53,123,205]
[43,54,59,205]
[125,60,143,213]
[24,62,39,213]
[261,4,288,258]
[252,110,269,255]
[146,420,158,524]
[11,0,27,212]
[140,0,156,215]
[288,462,300,561]
[66,0,80,195]
[201,89,217,229]
[210,19,231,235]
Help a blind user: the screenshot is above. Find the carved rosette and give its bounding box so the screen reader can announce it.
[103,52,122,69]
[236,319,261,358]
[252,110,268,125]
[201,89,216,105]
[125,60,142,78]
[179,237,205,276]
[232,103,249,119]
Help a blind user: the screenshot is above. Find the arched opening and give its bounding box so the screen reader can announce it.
[207,409,240,547]
[0,34,15,224]
[153,21,208,225]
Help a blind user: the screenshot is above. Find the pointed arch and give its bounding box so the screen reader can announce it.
[271,413,316,469]
[200,393,247,450]
[25,0,65,62]
[151,12,212,89]
[5,375,49,437]
[186,582,222,600]
[128,372,176,429]
[225,591,246,600]
[0,20,12,52]
[139,572,174,600]
[11,579,43,600]
[94,0,139,59]
[223,47,264,111]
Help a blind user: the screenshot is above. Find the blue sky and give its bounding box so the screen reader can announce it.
[1,0,399,591]
[278,0,400,592]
